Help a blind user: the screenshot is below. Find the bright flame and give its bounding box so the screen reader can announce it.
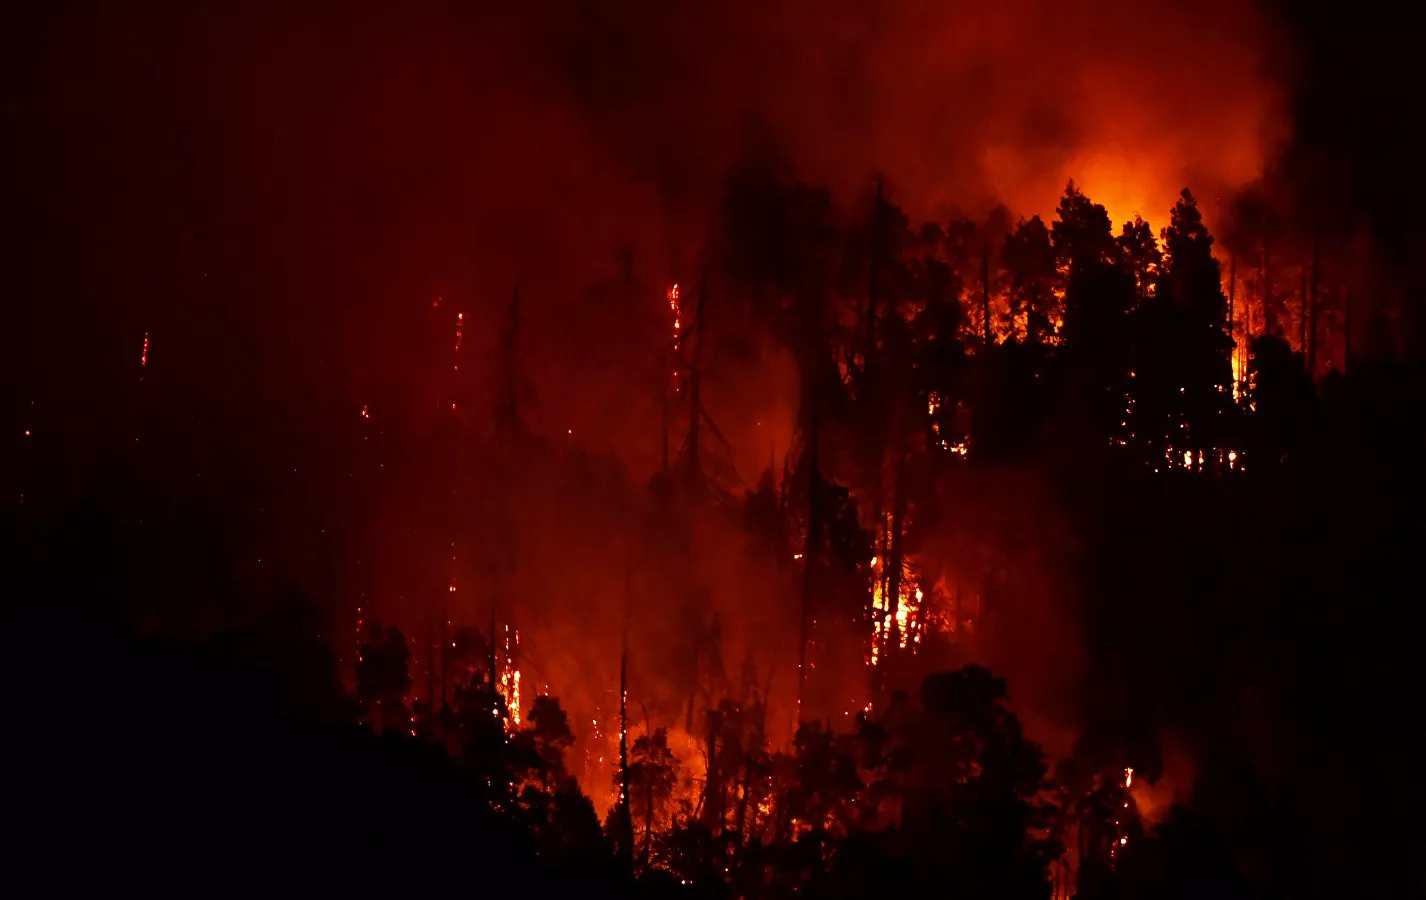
[498,625,522,728]
[870,557,928,663]
[668,284,682,394]
[454,312,464,371]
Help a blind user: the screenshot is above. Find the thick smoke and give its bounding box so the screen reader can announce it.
[14,0,1287,453]
[11,0,1305,807]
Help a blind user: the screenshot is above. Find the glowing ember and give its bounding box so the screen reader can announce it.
[668,284,682,394]
[498,625,522,728]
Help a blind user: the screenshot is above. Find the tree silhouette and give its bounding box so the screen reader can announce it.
[1053,180,1116,275]
[1160,189,1227,325]
[1116,215,1162,302]
[1002,215,1058,342]
[622,726,680,869]
[355,621,412,735]
[891,666,1060,899]
[515,694,576,792]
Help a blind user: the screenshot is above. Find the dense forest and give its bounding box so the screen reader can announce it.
[10,0,1423,893]
[13,161,1421,897]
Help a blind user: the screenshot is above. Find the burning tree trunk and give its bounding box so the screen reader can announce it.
[864,182,886,562]
[886,453,908,652]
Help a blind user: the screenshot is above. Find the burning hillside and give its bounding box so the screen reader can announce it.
[8,0,1421,896]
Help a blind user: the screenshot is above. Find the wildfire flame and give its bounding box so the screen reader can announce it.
[668,284,681,393]
[870,556,927,665]
[453,311,464,371]
[499,625,522,728]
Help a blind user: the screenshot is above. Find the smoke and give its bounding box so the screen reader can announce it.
[13,0,1289,450]
[552,0,1285,226]
[10,0,1308,793]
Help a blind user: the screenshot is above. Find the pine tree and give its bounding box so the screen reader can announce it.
[1002,216,1057,342]
[1116,215,1162,302]
[1160,189,1227,326]
[1052,180,1115,274]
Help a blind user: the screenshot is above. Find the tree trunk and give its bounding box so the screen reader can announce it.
[886,454,908,651]
[701,709,722,829]
[735,750,752,847]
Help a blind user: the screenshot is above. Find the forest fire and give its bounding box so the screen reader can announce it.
[12,0,1419,894]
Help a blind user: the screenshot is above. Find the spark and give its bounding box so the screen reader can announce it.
[361,405,369,419]
[140,332,149,367]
